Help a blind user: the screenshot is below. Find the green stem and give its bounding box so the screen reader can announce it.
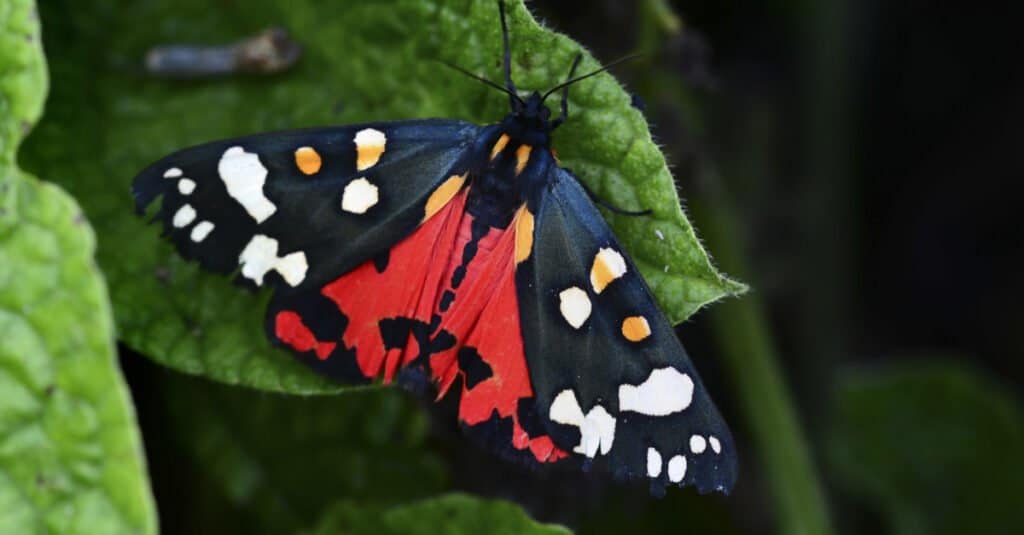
[691,175,835,535]
[635,1,836,532]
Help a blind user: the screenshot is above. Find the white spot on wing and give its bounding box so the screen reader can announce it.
[580,405,616,457]
[354,128,386,170]
[655,229,665,240]
[190,221,214,242]
[548,389,616,458]
[172,204,196,228]
[618,367,694,416]
[690,435,707,454]
[341,177,380,214]
[178,178,196,195]
[163,167,182,178]
[558,287,591,329]
[238,234,308,287]
[549,390,585,424]
[668,455,687,483]
[218,146,277,223]
[647,447,662,478]
[590,247,627,294]
[709,436,721,454]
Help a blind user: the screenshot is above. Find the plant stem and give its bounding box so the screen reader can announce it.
[690,174,835,535]
[635,1,837,531]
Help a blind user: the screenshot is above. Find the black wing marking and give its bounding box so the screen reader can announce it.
[515,167,737,494]
[133,119,482,293]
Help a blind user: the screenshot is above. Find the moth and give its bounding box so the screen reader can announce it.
[133,2,737,495]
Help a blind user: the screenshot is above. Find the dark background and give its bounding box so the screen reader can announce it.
[111,0,1022,533]
[528,0,1023,533]
[537,0,1022,391]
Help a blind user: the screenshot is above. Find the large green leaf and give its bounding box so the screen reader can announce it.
[309,493,570,535]
[827,361,1024,535]
[0,0,157,532]
[22,0,743,392]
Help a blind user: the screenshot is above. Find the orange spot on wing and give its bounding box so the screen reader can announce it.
[424,174,467,222]
[514,206,534,264]
[294,146,322,175]
[515,144,532,174]
[621,316,651,342]
[591,258,615,293]
[490,134,510,160]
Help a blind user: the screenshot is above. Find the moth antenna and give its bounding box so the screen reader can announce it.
[541,53,642,102]
[498,0,518,108]
[438,60,524,105]
[551,54,583,130]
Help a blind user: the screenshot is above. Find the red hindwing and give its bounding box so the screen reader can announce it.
[273,190,567,463]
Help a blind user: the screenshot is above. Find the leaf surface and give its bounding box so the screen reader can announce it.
[0,1,156,531]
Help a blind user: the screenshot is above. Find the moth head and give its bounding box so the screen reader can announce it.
[511,92,553,130]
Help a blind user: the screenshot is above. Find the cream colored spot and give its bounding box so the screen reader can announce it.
[514,206,534,264]
[578,405,616,457]
[341,177,379,214]
[558,287,591,329]
[621,316,651,342]
[590,247,627,294]
[549,389,616,458]
[668,455,687,483]
[515,144,532,174]
[294,146,322,175]
[354,128,386,171]
[190,221,215,242]
[172,204,196,228]
[490,134,510,160]
[619,367,694,416]
[238,234,308,287]
[690,435,707,454]
[423,174,466,221]
[647,448,663,478]
[709,436,721,454]
[218,146,276,223]
[177,178,196,195]
[549,390,585,425]
[163,167,182,178]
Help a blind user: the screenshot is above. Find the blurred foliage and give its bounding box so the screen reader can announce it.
[20,0,743,394]
[309,494,570,535]
[146,369,448,533]
[828,361,1024,535]
[0,0,156,531]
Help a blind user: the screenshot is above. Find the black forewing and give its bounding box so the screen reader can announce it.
[133,119,481,293]
[515,167,738,494]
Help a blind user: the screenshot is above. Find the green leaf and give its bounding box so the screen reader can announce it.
[0,0,157,532]
[827,361,1024,535]
[141,367,447,532]
[309,493,570,535]
[21,0,743,393]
